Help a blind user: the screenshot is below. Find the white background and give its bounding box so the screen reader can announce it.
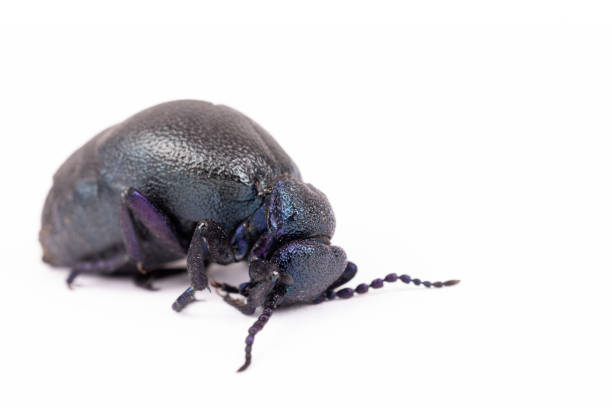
[1,5,611,408]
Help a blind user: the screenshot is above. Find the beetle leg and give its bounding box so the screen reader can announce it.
[172,220,234,312]
[66,252,131,289]
[120,187,185,271]
[66,269,80,289]
[222,294,257,315]
[212,280,256,313]
[133,267,187,291]
[211,280,242,294]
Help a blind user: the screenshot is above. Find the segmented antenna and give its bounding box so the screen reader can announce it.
[315,274,460,302]
[238,307,272,372]
[237,289,285,372]
[235,275,458,371]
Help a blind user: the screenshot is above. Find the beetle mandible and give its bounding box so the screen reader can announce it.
[40,100,459,371]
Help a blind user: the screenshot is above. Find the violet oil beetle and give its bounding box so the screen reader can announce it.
[40,100,459,371]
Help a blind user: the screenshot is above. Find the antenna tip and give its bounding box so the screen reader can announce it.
[443,280,461,287]
[237,360,251,373]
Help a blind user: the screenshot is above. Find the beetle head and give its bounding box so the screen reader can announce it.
[238,239,347,307]
[231,178,337,262]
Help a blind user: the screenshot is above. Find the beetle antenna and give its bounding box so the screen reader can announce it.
[319,274,460,302]
[237,288,286,372]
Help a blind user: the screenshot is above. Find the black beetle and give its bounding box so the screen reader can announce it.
[40,100,459,371]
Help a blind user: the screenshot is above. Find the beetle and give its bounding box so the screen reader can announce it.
[40,100,459,371]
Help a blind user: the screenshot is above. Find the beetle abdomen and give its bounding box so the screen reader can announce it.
[40,100,301,268]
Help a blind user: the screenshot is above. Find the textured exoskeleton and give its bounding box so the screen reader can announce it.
[40,100,458,371]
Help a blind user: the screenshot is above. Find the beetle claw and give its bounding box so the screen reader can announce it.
[224,294,246,306]
[211,281,225,297]
[133,274,160,291]
[66,270,80,290]
[211,280,241,295]
[137,262,147,275]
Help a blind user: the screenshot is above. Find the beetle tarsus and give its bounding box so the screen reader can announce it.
[66,270,80,290]
[134,267,187,291]
[223,294,256,315]
[172,287,197,312]
[134,274,159,291]
[211,280,241,294]
[65,253,132,290]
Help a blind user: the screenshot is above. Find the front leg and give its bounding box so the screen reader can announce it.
[172,220,234,312]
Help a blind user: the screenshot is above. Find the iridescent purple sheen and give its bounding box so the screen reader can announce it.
[384,273,398,282]
[230,204,268,261]
[355,283,369,294]
[123,188,184,255]
[399,274,411,283]
[230,224,250,259]
[371,278,384,289]
[250,232,275,260]
[336,288,354,299]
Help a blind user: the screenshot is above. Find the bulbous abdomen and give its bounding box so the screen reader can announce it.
[40,100,301,268]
